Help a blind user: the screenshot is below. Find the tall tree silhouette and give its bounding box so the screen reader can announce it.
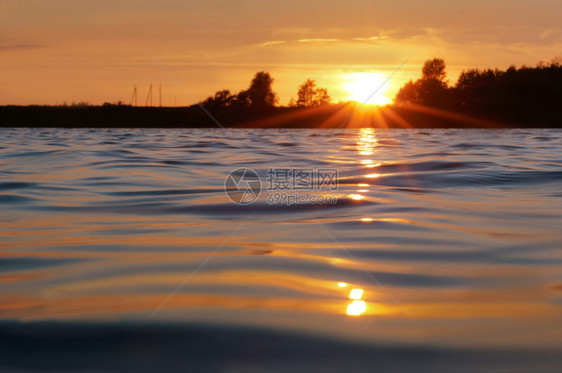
[422,58,447,82]
[246,71,278,109]
[396,58,450,108]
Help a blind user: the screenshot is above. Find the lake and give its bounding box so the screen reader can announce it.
[1,127,562,371]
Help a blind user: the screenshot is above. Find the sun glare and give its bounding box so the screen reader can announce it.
[343,72,393,106]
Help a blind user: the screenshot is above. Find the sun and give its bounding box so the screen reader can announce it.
[343,72,393,106]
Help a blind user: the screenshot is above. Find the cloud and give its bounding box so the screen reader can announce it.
[352,36,389,42]
[298,38,340,43]
[258,40,286,47]
[540,28,562,40]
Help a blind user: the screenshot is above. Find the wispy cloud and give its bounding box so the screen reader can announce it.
[352,36,389,42]
[257,40,286,47]
[259,36,388,46]
[298,38,340,43]
[540,28,562,40]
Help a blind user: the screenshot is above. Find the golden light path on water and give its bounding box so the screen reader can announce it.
[347,129,373,317]
[342,129,383,317]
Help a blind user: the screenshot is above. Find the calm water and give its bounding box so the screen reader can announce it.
[1,127,562,352]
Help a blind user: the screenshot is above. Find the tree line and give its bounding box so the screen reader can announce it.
[202,72,331,111]
[396,57,562,124]
[31,58,562,127]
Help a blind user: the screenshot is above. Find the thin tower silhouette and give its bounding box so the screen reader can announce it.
[130,85,137,106]
[145,84,153,107]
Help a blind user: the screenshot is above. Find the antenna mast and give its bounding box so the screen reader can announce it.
[130,85,137,106]
[145,84,153,107]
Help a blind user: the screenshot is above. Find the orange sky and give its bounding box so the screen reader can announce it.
[1,0,561,106]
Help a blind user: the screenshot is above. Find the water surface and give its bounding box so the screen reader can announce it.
[1,127,562,351]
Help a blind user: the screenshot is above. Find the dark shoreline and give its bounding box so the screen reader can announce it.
[1,104,560,128]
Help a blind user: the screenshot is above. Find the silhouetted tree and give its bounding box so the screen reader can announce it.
[213,90,233,107]
[417,78,450,107]
[395,58,450,107]
[422,58,447,83]
[202,89,235,110]
[315,88,331,105]
[297,79,331,107]
[233,90,251,108]
[297,79,316,107]
[202,72,278,110]
[456,69,502,111]
[245,71,278,109]
[102,101,126,107]
[395,80,419,104]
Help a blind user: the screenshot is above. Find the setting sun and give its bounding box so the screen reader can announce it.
[343,72,393,106]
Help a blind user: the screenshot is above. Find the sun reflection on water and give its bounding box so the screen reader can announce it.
[349,288,364,300]
[347,300,367,316]
[338,128,381,316]
[357,128,377,156]
[348,194,365,200]
[345,287,367,316]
